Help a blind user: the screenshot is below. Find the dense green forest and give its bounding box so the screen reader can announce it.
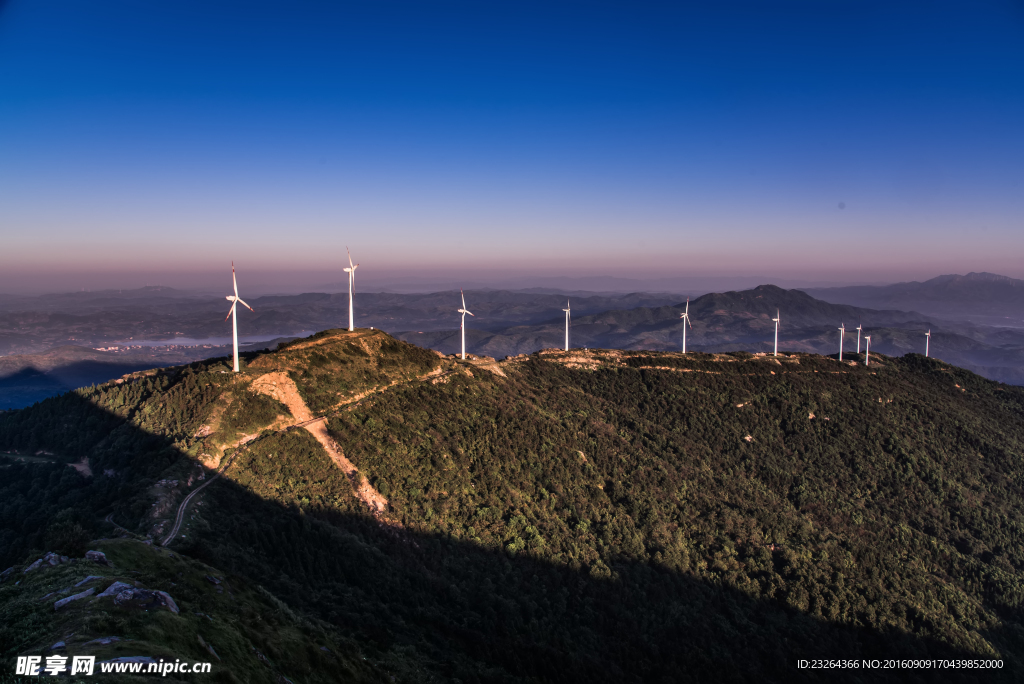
[1,330,1023,682]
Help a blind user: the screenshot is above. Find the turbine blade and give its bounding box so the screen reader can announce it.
[224,300,236,321]
[347,246,353,269]
[237,298,253,311]
[461,289,466,309]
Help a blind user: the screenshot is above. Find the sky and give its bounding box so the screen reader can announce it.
[1,0,1023,294]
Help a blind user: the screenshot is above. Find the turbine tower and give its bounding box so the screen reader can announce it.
[925,330,931,358]
[458,289,474,360]
[838,323,845,361]
[343,247,359,332]
[224,262,254,373]
[563,300,571,351]
[864,335,872,366]
[772,309,781,357]
[856,324,863,353]
[679,298,692,353]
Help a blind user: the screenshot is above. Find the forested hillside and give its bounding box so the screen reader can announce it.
[1,329,1023,682]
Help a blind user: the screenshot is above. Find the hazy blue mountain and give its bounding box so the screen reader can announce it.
[805,272,1024,326]
[395,284,1024,385]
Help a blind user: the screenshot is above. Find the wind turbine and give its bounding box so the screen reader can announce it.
[563,300,571,351]
[925,330,931,358]
[458,289,474,360]
[679,298,692,353]
[856,323,863,354]
[224,262,254,373]
[772,309,781,357]
[838,323,845,361]
[343,247,359,332]
[864,335,872,366]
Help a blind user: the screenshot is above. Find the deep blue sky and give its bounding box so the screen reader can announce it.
[1,1,1022,292]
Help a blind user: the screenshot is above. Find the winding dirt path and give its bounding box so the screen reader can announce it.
[251,372,393,521]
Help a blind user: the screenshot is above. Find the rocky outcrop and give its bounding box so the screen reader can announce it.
[112,587,180,614]
[75,575,104,587]
[97,581,133,598]
[24,552,71,573]
[54,587,96,610]
[85,550,110,565]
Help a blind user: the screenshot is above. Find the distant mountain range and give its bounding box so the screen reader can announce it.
[0,289,681,357]
[805,272,1024,326]
[393,284,1024,386]
[4,279,1024,409]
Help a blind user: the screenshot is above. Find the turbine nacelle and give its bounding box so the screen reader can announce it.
[679,299,692,328]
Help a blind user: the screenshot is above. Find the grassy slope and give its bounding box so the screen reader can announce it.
[2,333,1024,682]
[0,538,389,683]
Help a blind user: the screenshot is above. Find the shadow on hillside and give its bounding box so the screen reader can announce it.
[1,388,1021,684]
[0,360,167,410]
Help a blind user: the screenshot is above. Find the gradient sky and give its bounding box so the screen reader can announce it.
[1,1,1023,293]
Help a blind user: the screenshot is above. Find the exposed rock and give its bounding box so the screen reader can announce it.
[75,575,104,587]
[155,590,180,614]
[39,587,71,601]
[25,553,69,573]
[83,636,124,646]
[113,587,180,614]
[197,635,221,661]
[0,566,14,582]
[50,641,65,650]
[85,550,109,565]
[204,575,222,585]
[54,587,96,610]
[97,581,134,598]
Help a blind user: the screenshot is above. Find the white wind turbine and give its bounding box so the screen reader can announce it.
[458,289,474,360]
[856,323,863,353]
[838,322,845,361]
[343,247,359,332]
[224,262,254,373]
[772,309,781,357]
[679,298,692,353]
[563,300,571,351]
[925,330,931,358]
[864,335,872,366]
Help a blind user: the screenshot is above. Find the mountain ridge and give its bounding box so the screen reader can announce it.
[805,271,1024,323]
[2,329,1023,680]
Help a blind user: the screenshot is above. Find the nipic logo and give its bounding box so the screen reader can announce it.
[15,654,213,676]
[16,655,95,676]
